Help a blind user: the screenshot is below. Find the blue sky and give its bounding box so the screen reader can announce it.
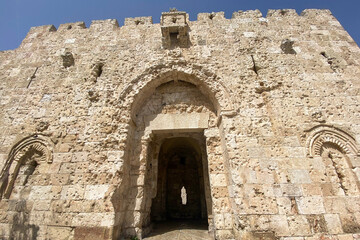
[0,0,359,51]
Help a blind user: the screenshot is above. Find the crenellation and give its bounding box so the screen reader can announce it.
[89,19,119,31]
[267,9,298,18]
[124,16,153,26]
[197,12,225,22]
[58,22,86,31]
[231,9,263,19]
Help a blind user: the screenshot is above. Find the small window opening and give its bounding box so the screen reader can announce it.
[172,17,177,23]
[209,13,215,20]
[170,32,179,45]
[135,20,141,25]
[181,186,187,205]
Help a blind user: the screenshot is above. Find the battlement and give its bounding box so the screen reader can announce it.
[18,8,342,50]
[23,9,335,33]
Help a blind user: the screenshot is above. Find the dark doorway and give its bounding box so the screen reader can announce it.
[151,137,208,222]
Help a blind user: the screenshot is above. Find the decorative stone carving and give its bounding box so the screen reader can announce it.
[0,134,53,199]
[306,125,359,157]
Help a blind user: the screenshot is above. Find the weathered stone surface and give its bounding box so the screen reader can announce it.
[0,8,360,240]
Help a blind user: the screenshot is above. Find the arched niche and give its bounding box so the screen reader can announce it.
[0,134,53,199]
[306,125,360,196]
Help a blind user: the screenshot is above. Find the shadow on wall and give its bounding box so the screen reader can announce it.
[9,200,39,240]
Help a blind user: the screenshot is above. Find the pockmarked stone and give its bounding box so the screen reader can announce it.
[0,8,360,240]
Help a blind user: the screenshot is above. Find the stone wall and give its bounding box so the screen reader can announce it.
[0,8,360,240]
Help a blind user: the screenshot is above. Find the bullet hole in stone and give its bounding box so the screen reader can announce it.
[172,17,177,23]
[259,82,264,87]
[320,51,339,72]
[280,39,296,54]
[67,25,72,30]
[91,62,104,82]
[61,52,75,68]
[88,90,100,102]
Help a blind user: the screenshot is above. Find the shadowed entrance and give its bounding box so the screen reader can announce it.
[151,137,209,223]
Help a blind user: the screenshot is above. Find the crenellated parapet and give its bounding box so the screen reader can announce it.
[19,9,338,44]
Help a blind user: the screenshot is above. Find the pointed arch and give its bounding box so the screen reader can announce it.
[0,134,53,199]
[306,125,359,157]
[118,62,236,119]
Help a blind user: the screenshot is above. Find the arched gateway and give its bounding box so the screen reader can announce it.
[112,63,237,239]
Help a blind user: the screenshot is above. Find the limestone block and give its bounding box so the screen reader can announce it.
[324,214,343,234]
[29,186,53,200]
[301,183,322,196]
[337,235,356,240]
[47,226,74,240]
[248,197,278,214]
[74,226,111,240]
[210,173,227,187]
[59,162,77,174]
[72,152,88,162]
[32,200,51,211]
[339,214,360,233]
[145,113,209,132]
[212,197,231,214]
[296,196,325,214]
[61,185,85,200]
[345,197,360,213]
[287,215,311,236]
[215,229,234,239]
[84,185,110,200]
[281,184,303,197]
[107,150,125,162]
[323,197,348,214]
[270,215,290,236]
[72,213,114,227]
[53,153,73,163]
[51,174,70,185]
[289,169,312,184]
[214,213,225,229]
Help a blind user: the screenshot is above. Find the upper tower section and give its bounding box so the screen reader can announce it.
[160,9,190,49]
